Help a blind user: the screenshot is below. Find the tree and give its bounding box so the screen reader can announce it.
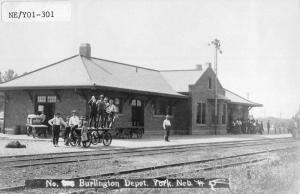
[1,69,18,82]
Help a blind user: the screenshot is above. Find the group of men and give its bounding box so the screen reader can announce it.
[88,94,118,129]
[48,110,81,146]
[230,119,265,134]
[42,94,118,147]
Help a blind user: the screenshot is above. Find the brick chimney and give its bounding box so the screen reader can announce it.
[206,62,212,68]
[79,43,91,58]
[195,64,202,70]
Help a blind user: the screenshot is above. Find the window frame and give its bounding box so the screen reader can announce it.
[36,95,57,103]
[208,77,212,90]
[196,102,206,125]
[153,99,174,116]
[113,97,123,113]
[222,103,227,124]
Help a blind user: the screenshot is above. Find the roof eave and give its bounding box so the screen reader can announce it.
[0,85,96,91]
[228,101,263,107]
[93,85,187,99]
[0,85,187,99]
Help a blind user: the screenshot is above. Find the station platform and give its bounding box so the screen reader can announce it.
[0,133,292,157]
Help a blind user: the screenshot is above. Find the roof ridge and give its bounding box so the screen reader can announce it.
[79,56,94,84]
[89,58,112,75]
[90,56,160,72]
[160,69,203,72]
[0,55,79,85]
[159,71,178,92]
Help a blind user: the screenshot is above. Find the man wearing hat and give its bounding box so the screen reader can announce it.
[69,110,80,143]
[88,96,98,128]
[48,113,67,147]
[96,95,107,128]
[163,114,171,142]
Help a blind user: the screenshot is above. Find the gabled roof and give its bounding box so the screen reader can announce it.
[0,51,262,106]
[160,67,208,93]
[160,67,262,107]
[225,89,262,107]
[0,55,185,98]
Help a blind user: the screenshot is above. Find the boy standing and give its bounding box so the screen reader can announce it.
[163,115,171,142]
[48,113,67,147]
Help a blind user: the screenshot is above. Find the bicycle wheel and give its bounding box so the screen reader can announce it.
[69,135,77,146]
[91,131,99,145]
[69,132,78,146]
[82,133,92,148]
[102,132,112,146]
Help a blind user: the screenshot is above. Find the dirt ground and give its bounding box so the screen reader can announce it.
[1,141,299,194]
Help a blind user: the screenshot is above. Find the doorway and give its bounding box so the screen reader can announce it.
[131,99,144,126]
[35,103,55,125]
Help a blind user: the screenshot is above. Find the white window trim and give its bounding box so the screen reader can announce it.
[208,78,213,90]
[196,101,207,125]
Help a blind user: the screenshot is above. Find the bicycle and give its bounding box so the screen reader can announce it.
[90,128,112,146]
[69,128,92,148]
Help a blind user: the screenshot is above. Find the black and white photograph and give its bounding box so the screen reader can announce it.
[0,0,299,193]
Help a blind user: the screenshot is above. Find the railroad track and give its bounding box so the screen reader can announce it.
[0,142,298,192]
[0,137,291,160]
[0,138,296,168]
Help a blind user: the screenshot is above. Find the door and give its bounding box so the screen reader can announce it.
[36,103,55,125]
[131,99,144,126]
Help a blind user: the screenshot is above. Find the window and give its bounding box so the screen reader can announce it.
[47,96,57,103]
[114,97,122,113]
[154,100,167,115]
[208,78,212,89]
[136,100,142,107]
[211,103,219,124]
[131,99,137,106]
[196,102,206,124]
[37,95,57,103]
[37,96,46,103]
[222,103,227,124]
[154,100,174,115]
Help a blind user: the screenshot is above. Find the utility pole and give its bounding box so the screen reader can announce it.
[209,39,222,135]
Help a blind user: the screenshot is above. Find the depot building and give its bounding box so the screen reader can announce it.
[0,44,262,135]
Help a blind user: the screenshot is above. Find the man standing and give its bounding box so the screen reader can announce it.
[106,99,117,128]
[163,115,171,142]
[96,95,106,128]
[69,110,80,145]
[88,96,98,128]
[267,120,270,134]
[48,113,67,147]
[64,116,71,146]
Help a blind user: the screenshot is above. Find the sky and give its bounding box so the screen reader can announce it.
[0,0,299,118]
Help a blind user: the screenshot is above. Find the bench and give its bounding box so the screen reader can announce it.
[115,127,144,139]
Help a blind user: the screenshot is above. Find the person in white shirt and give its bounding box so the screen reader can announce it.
[163,114,171,142]
[106,99,117,128]
[69,110,81,145]
[48,113,67,147]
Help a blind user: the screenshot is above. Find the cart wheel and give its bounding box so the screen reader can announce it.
[83,133,92,148]
[103,132,112,146]
[91,131,99,145]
